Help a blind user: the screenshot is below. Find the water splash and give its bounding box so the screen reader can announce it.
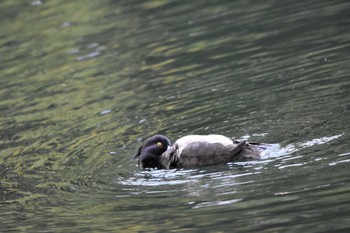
[260,134,343,159]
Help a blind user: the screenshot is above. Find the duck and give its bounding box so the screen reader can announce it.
[133,134,262,169]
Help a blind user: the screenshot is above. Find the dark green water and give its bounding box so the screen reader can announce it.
[1,0,350,232]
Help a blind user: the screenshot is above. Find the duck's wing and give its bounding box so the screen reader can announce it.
[170,140,246,168]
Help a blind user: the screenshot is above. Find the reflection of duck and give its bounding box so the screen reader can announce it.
[134,135,262,169]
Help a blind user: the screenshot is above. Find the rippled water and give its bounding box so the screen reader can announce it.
[1,0,350,232]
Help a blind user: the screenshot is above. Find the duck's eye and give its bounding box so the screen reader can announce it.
[157,142,162,147]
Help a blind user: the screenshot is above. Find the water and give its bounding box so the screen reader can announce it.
[1,0,350,232]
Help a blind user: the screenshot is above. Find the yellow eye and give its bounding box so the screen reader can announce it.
[157,142,162,147]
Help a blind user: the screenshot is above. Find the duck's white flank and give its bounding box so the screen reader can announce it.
[174,134,233,157]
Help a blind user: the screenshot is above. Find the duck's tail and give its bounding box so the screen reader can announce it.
[231,139,261,161]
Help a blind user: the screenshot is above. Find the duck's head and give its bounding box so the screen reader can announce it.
[133,135,171,169]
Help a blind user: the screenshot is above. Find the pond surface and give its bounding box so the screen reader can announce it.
[1,0,350,232]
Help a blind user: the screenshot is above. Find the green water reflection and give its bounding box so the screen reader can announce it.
[1,0,350,232]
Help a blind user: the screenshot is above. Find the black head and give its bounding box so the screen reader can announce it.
[133,135,171,169]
